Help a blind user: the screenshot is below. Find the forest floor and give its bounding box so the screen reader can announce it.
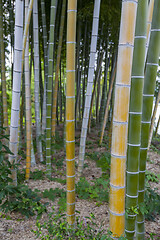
[0,124,160,239]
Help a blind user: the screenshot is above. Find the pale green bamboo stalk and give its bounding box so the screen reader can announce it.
[52,0,66,137]
[136,0,160,238]
[125,1,147,239]
[9,0,24,185]
[41,0,48,134]
[33,0,43,162]
[77,0,101,177]
[25,0,32,180]
[46,0,57,176]
[148,86,160,149]
[109,1,138,237]
[0,0,8,132]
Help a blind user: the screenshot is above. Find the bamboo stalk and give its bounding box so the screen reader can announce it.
[41,0,48,134]
[99,59,116,145]
[66,0,77,226]
[125,0,147,239]
[155,113,160,136]
[52,0,66,137]
[109,1,138,237]
[145,0,154,60]
[25,0,31,180]
[77,0,101,177]
[136,0,160,238]
[148,86,160,149]
[9,0,24,185]
[33,0,43,162]
[46,0,57,176]
[88,51,104,132]
[0,0,8,133]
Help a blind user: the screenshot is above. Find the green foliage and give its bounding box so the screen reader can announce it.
[42,188,66,202]
[32,208,115,240]
[0,128,47,219]
[146,170,160,183]
[76,177,109,203]
[143,187,160,221]
[30,170,45,180]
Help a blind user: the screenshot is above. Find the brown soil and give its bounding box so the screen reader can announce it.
[0,125,160,239]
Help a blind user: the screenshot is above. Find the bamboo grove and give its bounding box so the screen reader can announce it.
[0,0,160,238]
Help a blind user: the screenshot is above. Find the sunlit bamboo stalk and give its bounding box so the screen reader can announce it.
[66,0,77,226]
[109,0,138,237]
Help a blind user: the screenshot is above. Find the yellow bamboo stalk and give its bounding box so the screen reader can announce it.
[52,0,66,137]
[0,0,8,133]
[66,0,77,226]
[109,1,138,237]
[148,87,160,149]
[99,62,116,145]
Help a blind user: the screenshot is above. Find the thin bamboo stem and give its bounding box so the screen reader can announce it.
[148,87,160,149]
[100,59,116,145]
[77,0,101,177]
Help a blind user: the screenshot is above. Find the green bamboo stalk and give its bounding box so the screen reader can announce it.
[148,86,160,149]
[125,1,147,239]
[25,0,32,180]
[33,0,43,162]
[66,0,77,226]
[46,0,57,176]
[51,0,66,137]
[77,0,101,177]
[99,45,109,125]
[136,0,160,238]
[41,0,48,135]
[109,0,138,237]
[0,0,8,133]
[9,0,24,185]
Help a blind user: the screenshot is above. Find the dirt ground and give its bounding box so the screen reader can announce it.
[0,126,160,239]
